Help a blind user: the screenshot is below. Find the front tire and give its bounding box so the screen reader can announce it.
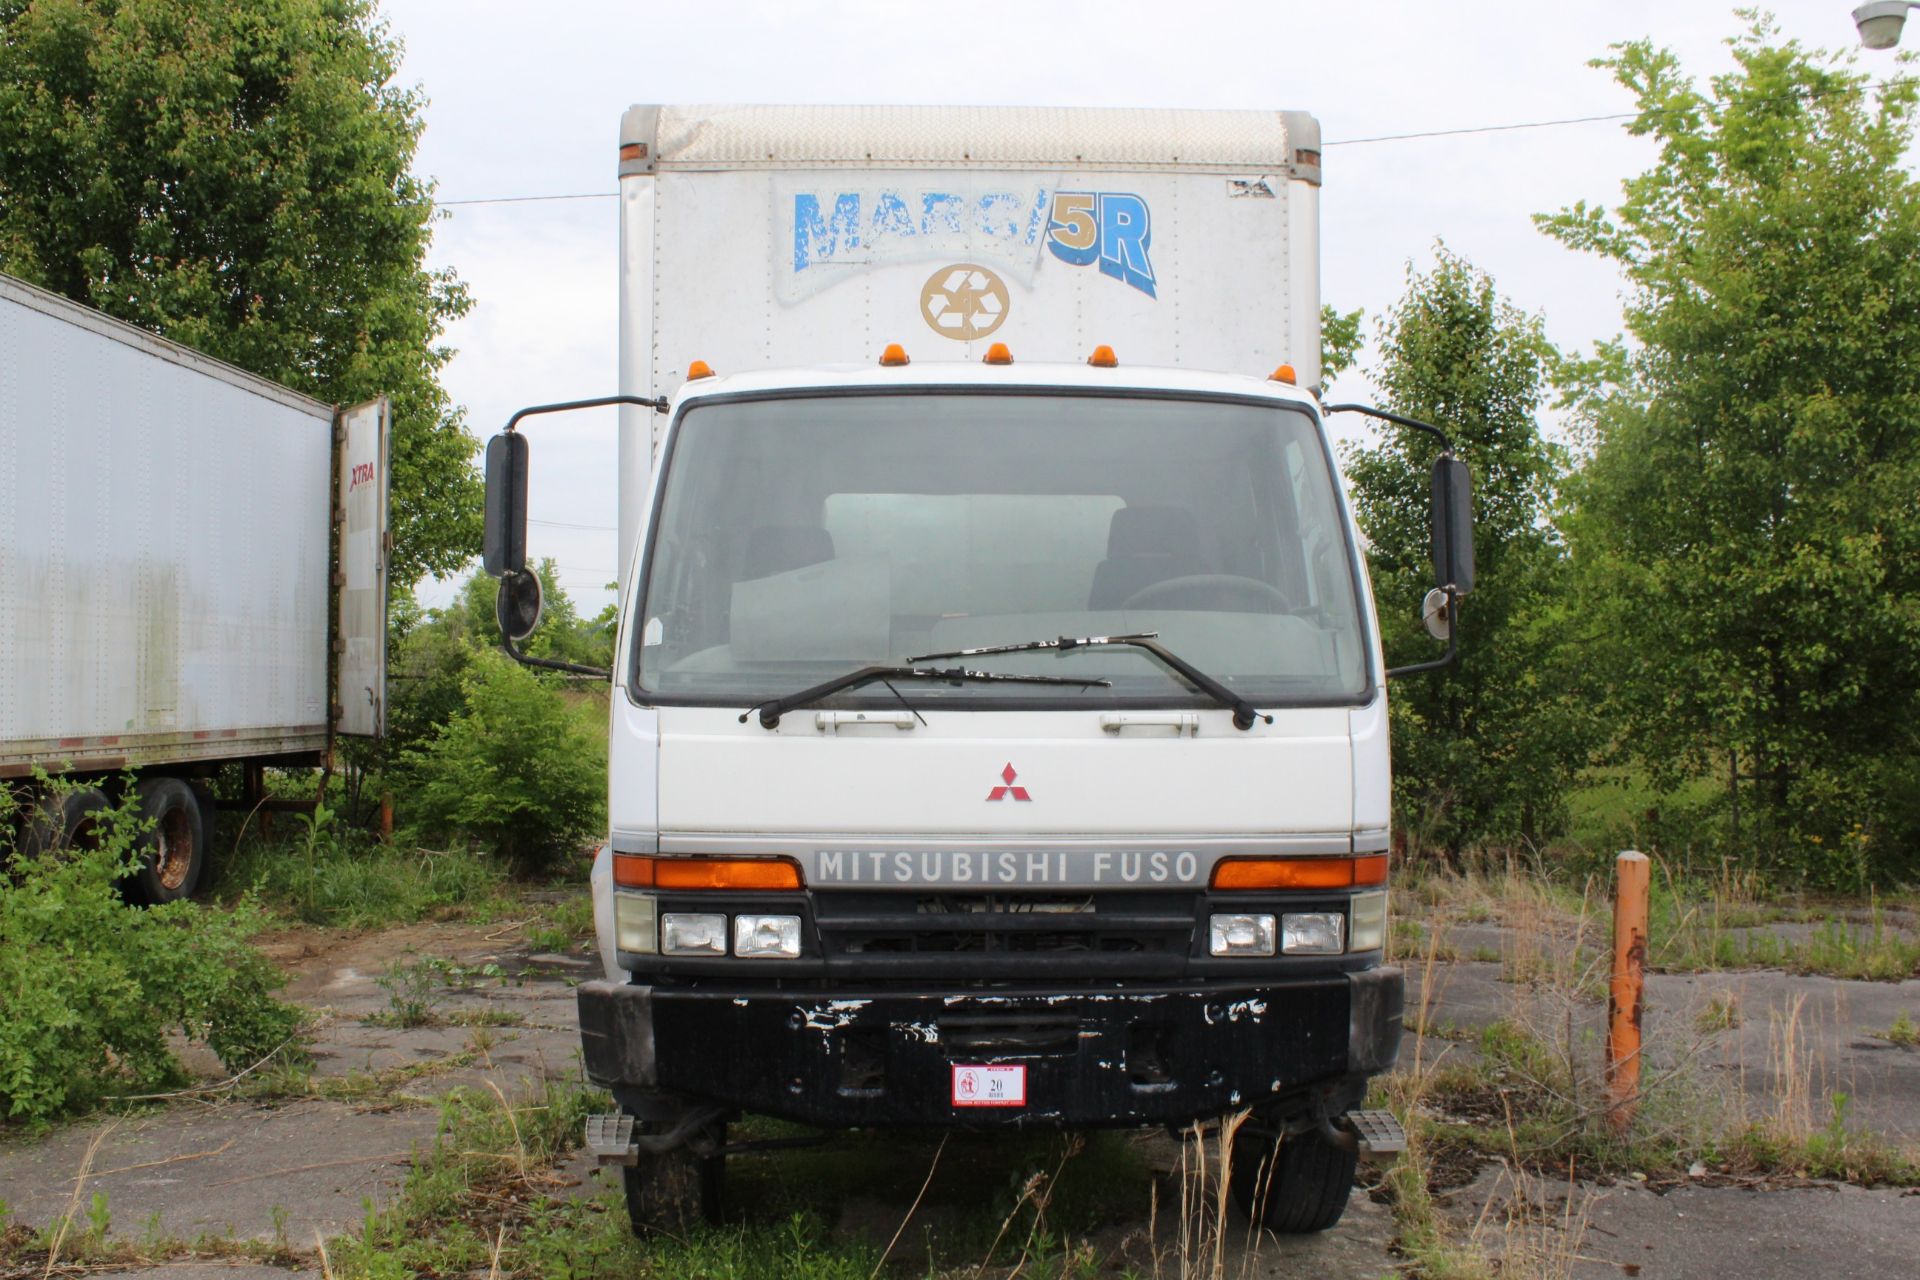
[622,1118,724,1235]
[1229,1123,1357,1234]
[127,777,206,905]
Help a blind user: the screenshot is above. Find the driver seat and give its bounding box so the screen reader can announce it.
[1088,506,1205,610]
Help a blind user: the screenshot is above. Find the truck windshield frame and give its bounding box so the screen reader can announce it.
[626,386,1378,712]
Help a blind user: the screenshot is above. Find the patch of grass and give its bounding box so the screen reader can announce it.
[1872,1011,1918,1047]
[211,826,516,930]
[1649,895,1920,982]
[1695,991,1742,1033]
[526,893,595,953]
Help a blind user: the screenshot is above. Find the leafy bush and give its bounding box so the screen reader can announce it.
[0,785,301,1124]
[401,650,606,872]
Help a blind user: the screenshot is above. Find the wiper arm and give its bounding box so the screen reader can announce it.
[741,665,1112,730]
[908,633,1273,731]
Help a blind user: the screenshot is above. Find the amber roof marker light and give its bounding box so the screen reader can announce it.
[983,342,1014,365]
[1269,363,1297,385]
[1088,345,1118,368]
[879,343,910,367]
[687,359,715,380]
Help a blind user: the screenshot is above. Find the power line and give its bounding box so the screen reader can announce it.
[440,191,615,207]
[1323,111,1640,147]
[433,79,1910,207]
[532,517,617,532]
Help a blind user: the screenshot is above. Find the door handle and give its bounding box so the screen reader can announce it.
[815,710,918,733]
[1099,712,1200,736]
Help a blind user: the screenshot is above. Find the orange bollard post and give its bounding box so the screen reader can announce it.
[1606,850,1650,1132]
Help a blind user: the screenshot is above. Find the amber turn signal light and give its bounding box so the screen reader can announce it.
[613,854,804,891]
[1210,854,1388,891]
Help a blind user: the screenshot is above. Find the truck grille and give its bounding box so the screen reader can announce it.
[812,892,1197,977]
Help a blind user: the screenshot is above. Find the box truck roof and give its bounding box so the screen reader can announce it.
[662,358,1324,410]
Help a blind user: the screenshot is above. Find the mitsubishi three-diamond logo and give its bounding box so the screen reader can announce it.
[986,763,1031,802]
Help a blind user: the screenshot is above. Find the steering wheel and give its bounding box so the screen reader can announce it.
[1120,574,1293,613]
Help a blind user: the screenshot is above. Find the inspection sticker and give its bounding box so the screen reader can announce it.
[951,1064,1026,1108]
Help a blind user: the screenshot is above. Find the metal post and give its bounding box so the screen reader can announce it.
[379,792,394,844]
[1607,850,1650,1132]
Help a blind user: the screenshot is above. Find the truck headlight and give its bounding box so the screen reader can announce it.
[660,912,728,956]
[1209,913,1277,957]
[614,893,657,954]
[1349,891,1388,952]
[1282,912,1345,955]
[733,914,802,959]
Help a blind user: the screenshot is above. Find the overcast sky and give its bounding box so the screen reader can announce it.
[381,0,1870,610]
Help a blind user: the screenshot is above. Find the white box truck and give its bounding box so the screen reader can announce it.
[1,271,390,902]
[482,105,1473,1235]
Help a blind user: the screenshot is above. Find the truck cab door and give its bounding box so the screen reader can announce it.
[333,398,390,738]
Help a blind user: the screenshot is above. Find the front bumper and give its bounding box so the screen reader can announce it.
[578,967,1402,1129]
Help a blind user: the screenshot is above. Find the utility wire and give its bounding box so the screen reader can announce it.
[532,517,617,532]
[432,78,1911,207]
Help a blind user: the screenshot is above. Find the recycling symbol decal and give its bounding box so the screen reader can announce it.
[920,263,1010,341]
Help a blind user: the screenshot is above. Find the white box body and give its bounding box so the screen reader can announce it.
[0,273,338,772]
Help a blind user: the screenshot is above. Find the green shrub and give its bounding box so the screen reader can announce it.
[401,650,605,872]
[0,785,301,1124]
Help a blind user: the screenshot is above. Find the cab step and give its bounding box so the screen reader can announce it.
[1341,1108,1406,1160]
[585,1112,639,1166]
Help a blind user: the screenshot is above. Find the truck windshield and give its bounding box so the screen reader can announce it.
[633,391,1371,707]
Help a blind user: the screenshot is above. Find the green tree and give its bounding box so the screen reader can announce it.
[1322,303,1365,383]
[402,649,606,872]
[0,0,477,583]
[1344,246,1587,857]
[1541,19,1920,883]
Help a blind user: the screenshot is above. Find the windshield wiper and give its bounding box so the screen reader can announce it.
[908,633,1272,731]
[741,666,1111,730]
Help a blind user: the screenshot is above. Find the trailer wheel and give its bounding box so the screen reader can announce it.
[17,786,111,858]
[1229,1124,1357,1234]
[621,1118,724,1235]
[127,777,206,905]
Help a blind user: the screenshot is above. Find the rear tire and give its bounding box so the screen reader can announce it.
[1229,1123,1357,1234]
[127,777,206,905]
[17,786,111,859]
[621,1118,724,1235]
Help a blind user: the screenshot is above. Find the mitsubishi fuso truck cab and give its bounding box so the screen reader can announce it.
[481,105,1473,1237]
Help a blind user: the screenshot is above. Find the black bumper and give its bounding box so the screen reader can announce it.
[578,968,1403,1129]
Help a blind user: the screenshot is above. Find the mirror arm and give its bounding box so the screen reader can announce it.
[499,631,612,680]
[1386,586,1459,679]
[1322,403,1453,454]
[504,394,670,433]
[488,393,663,679]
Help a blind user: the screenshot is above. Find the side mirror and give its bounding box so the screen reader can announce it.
[496,569,544,642]
[482,432,528,577]
[1430,455,1475,596]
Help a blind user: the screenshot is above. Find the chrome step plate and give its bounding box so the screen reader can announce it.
[585,1112,638,1166]
[1343,1108,1406,1159]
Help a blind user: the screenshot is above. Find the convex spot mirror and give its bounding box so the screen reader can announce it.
[483,432,528,577]
[1429,456,1476,596]
[496,569,544,642]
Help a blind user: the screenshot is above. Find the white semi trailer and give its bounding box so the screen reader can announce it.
[0,271,389,902]
[482,105,1473,1235]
